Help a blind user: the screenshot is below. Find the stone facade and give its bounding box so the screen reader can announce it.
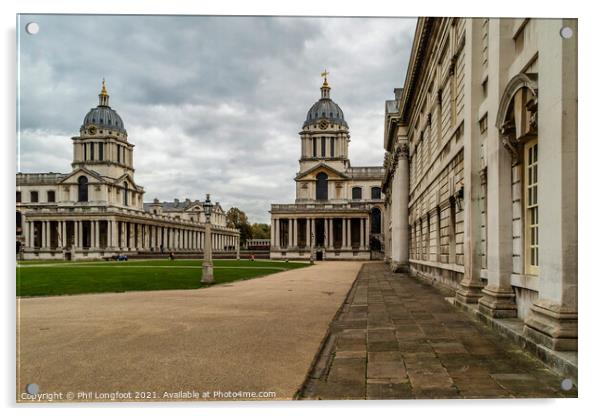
[16,82,240,261]
[383,18,577,351]
[270,75,385,260]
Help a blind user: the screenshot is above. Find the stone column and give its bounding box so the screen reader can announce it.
[391,137,410,272]
[328,218,334,249]
[306,218,311,249]
[95,221,101,249]
[523,18,577,351]
[78,220,84,249]
[360,218,365,250]
[478,19,516,317]
[456,18,485,304]
[287,218,293,248]
[274,219,280,249]
[342,218,347,249]
[293,219,298,248]
[270,219,275,249]
[311,218,316,248]
[130,223,136,251]
[40,221,47,249]
[24,220,30,248]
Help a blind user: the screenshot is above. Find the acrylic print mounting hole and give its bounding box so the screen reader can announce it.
[25,22,39,35]
[560,26,573,39]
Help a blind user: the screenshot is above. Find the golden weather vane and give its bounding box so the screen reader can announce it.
[321,69,329,83]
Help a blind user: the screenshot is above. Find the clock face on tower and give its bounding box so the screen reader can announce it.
[319,119,328,130]
[87,125,97,135]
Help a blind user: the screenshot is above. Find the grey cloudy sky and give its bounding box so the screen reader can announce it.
[17,14,415,223]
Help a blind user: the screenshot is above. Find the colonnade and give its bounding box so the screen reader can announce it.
[22,218,239,253]
[271,216,370,250]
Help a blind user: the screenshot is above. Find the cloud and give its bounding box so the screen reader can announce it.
[18,15,415,223]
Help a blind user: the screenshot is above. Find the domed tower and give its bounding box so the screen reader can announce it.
[299,71,350,174]
[71,80,135,179]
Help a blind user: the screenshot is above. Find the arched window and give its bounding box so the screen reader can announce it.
[371,186,382,200]
[316,172,328,201]
[77,176,88,202]
[370,207,381,234]
[123,182,129,206]
[352,187,362,200]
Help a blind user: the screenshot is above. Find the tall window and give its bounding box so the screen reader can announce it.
[83,143,88,161]
[316,172,328,201]
[330,137,335,157]
[321,137,326,157]
[352,187,362,200]
[16,191,21,203]
[90,142,95,160]
[123,182,129,206]
[47,190,55,203]
[312,138,317,158]
[524,139,539,275]
[371,187,381,200]
[99,142,104,161]
[449,200,456,264]
[77,176,88,202]
[117,145,121,163]
[30,191,38,203]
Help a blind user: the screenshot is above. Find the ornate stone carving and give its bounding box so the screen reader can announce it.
[399,143,409,160]
[501,121,519,165]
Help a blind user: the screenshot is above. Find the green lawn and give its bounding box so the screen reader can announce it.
[16,259,309,297]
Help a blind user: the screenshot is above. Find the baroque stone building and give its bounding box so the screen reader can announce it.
[383,18,577,352]
[16,81,240,260]
[270,74,384,260]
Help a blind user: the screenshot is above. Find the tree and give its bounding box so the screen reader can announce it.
[226,207,253,244]
[250,223,270,239]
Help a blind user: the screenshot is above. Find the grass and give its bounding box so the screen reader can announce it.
[16,259,309,297]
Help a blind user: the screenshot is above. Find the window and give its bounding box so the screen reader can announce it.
[316,172,328,201]
[83,143,87,160]
[524,139,539,275]
[312,138,317,157]
[330,137,335,157]
[16,211,22,229]
[449,200,456,264]
[123,182,129,206]
[77,176,88,202]
[99,142,104,161]
[117,145,121,163]
[16,191,21,203]
[371,187,381,200]
[352,187,362,200]
[47,190,55,203]
[479,113,488,135]
[321,137,326,157]
[30,191,38,203]
[90,142,95,160]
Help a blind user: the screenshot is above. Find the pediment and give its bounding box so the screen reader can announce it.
[112,173,142,191]
[59,167,106,184]
[295,163,348,181]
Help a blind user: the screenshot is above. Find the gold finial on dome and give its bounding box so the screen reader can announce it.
[321,69,329,86]
[98,78,110,106]
[100,78,108,96]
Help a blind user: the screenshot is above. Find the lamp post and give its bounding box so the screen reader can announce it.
[201,193,214,284]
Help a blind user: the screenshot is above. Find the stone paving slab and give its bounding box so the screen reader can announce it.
[299,262,578,400]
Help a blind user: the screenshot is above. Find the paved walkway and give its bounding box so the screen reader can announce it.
[17,261,362,402]
[299,262,577,400]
